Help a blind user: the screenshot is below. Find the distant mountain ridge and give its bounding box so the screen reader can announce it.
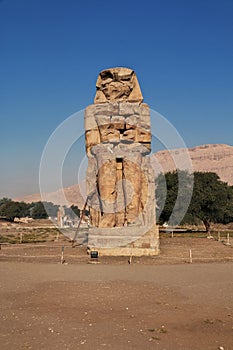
[154,144,233,185]
[15,144,233,206]
[15,183,86,207]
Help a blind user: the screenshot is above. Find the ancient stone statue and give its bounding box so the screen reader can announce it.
[94,67,143,104]
[85,67,156,230]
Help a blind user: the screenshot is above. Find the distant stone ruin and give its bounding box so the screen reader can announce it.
[85,67,159,256]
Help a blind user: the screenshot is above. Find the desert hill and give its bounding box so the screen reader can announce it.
[154,144,233,185]
[15,183,86,207]
[15,144,233,206]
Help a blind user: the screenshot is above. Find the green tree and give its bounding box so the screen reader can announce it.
[30,202,48,219]
[0,200,29,222]
[44,202,59,218]
[156,171,233,233]
[68,205,80,218]
[223,185,233,223]
[0,197,12,206]
[156,170,193,225]
[190,172,233,233]
[29,201,59,219]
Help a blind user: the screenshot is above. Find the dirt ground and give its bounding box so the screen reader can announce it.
[1,224,233,349]
[0,259,233,349]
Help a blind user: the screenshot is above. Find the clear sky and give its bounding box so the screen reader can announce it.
[1,0,233,198]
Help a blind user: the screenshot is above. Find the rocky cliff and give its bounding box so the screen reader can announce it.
[154,144,233,185]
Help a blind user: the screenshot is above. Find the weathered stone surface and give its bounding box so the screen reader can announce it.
[138,120,150,131]
[122,129,136,142]
[94,102,119,115]
[140,103,150,116]
[85,115,98,131]
[89,207,100,227]
[88,142,155,228]
[97,159,116,207]
[115,158,125,226]
[95,114,111,127]
[99,125,120,143]
[94,68,143,104]
[125,115,139,128]
[85,104,96,118]
[111,115,125,130]
[136,129,151,143]
[84,100,152,153]
[86,156,97,195]
[85,67,159,256]
[88,225,159,256]
[85,105,98,131]
[141,143,151,152]
[119,102,141,115]
[123,158,142,225]
[141,157,156,226]
[85,128,100,154]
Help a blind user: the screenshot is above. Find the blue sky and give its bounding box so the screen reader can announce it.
[1,0,233,198]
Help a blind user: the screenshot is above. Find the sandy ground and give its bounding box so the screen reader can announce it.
[0,261,233,350]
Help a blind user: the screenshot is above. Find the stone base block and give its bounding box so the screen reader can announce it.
[87,225,159,256]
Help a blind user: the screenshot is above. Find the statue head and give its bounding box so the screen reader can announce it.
[94,67,143,104]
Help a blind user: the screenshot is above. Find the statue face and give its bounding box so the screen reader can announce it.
[94,67,143,103]
[101,81,132,101]
[99,69,133,101]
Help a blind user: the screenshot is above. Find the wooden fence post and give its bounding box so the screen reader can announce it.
[189,249,192,263]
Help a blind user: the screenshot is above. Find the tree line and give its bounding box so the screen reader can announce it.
[0,198,81,222]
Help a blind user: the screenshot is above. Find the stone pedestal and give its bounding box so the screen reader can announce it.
[88,225,159,256]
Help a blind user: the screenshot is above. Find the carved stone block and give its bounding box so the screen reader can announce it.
[119,102,141,115]
[94,102,119,116]
[85,128,100,154]
[111,115,125,130]
[99,125,120,143]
